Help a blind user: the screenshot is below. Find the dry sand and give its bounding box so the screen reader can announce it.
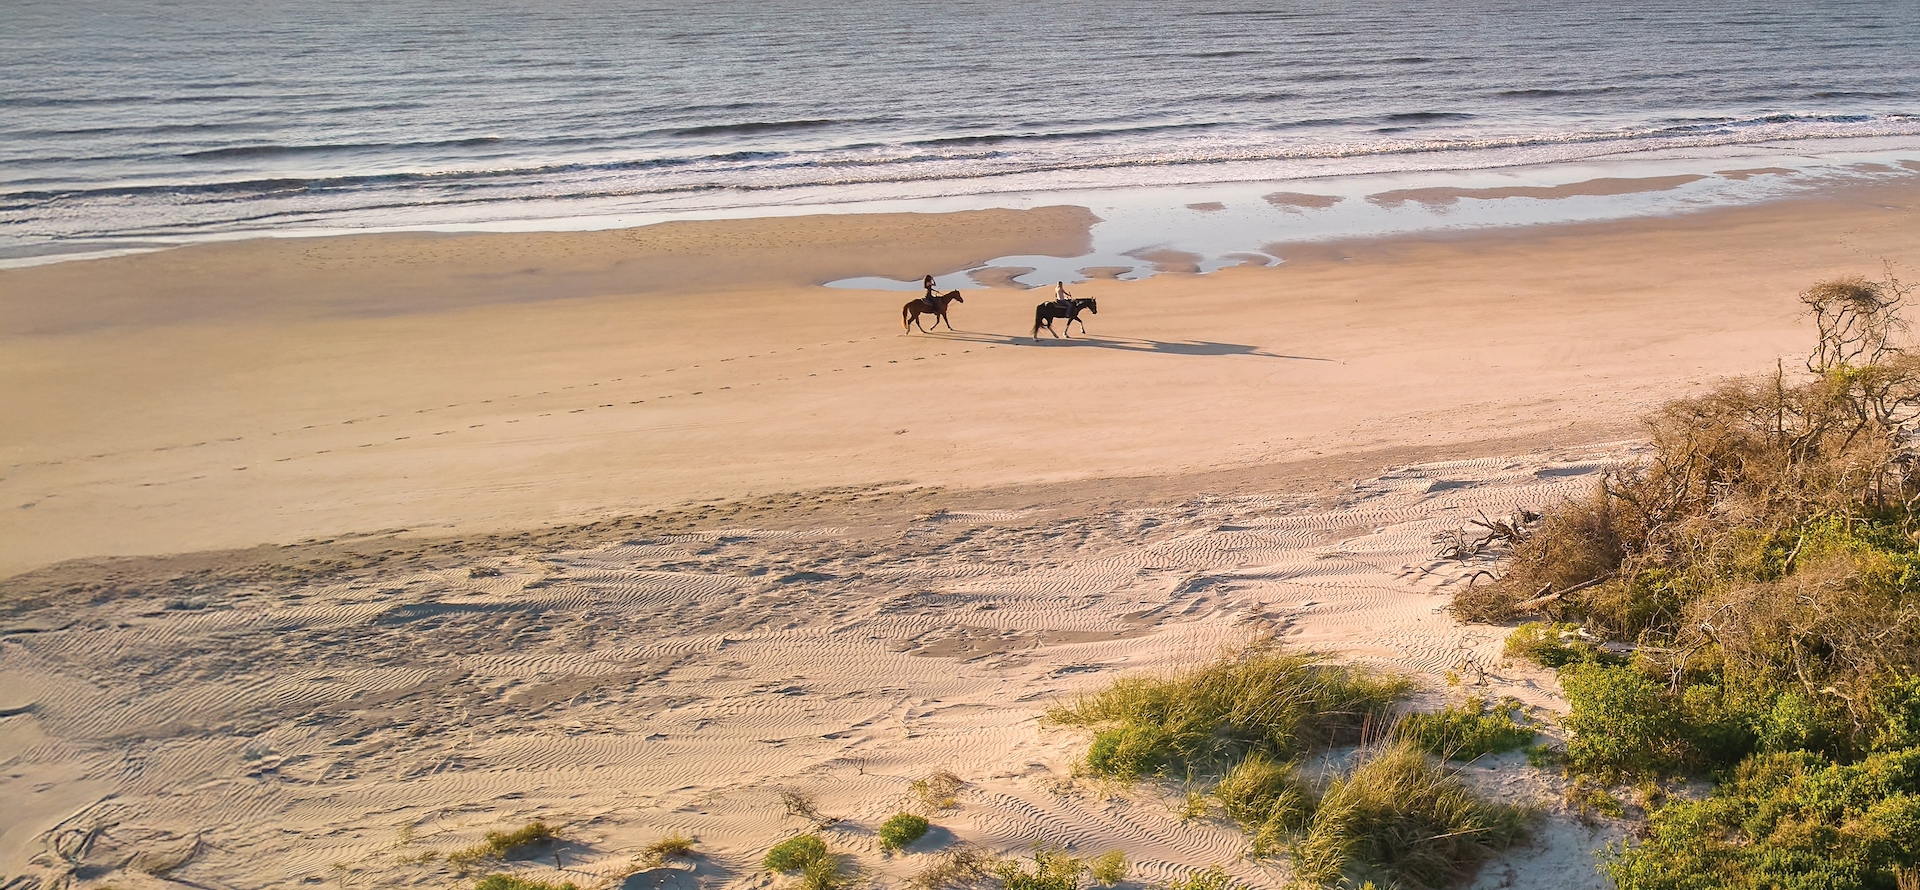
[3,174,1919,889]
[2,444,1630,890]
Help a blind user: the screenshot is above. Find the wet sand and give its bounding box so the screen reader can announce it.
[2,178,1917,577]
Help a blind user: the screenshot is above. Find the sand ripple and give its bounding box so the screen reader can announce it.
[0,446,1629,888]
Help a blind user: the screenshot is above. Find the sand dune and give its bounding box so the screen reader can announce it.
[2,447,1630,889]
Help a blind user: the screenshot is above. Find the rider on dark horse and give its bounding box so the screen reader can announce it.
[923,274,938,299]
[1051,281,1074,313]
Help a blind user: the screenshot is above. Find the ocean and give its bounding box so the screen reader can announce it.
[4,0,1919,263]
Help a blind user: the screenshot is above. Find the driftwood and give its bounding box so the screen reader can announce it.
[1432,509,1542,559]
[1514,576,1608,612]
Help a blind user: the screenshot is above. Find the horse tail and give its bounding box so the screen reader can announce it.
[1032,305,1043,339]
[902,302,912,331]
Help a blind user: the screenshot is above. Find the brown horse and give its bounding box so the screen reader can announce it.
[903,290,963,333]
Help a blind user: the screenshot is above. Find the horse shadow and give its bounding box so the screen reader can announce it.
[915,329,1337,362]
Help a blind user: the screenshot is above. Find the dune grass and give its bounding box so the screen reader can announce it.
[1087,851,1128,886]
[450,821,558,866]
[993,850,1085,890]
[1163,866,1236,890]
[1394,696,1536,761]
[1054,642,1529,887]
[1212,753,1313,856]
[641,832,696,865]
[473,875,578,890]
[1476,272,1920,887]
[1291,741,1529,889]
[764,834,848,890]
[800,854,850,890]
[1048,643,1410,781]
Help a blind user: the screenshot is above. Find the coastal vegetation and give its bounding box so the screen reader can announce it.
[1087,850,1129,886]
[640,832,696,865]
[1290,741,1528,889]
[912,845,997,890]
[763,832,848,890]
[1467,272,1920,888]
[450,821,558,867]
[764,834,832,873]
[1047,645,1410,780]
[910,770,966,811]
[994,849,1089,890]
[1163,866,1237,890]
[1393,696,1535,761]
[878,812,931,853]
[473,875,578,890]
[1049,643,1527,887]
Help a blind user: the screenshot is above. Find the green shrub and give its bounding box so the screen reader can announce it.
[474,876,578,890]
[1559,662,1689,781]
[994,850,1084,890]
[1503,622,1615,668]
[1051,644,1411,780]
[1874,676,1920,752]
[1397,697,1536,760]
[1608,748,1920,889]
[1458,274,1920,888]
[1291,741,1528,889]
[765,834,830,872]
[878,812,930,853]
[1524,743,1561,769]
[1088,851,1127,886]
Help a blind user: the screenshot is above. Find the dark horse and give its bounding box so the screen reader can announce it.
[1032,297,1098,339]
[903,290,963,333]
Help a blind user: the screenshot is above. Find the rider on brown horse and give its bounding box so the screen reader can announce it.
[903,284,963,333]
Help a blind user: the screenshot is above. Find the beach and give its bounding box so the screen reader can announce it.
[2,168,1918,887]
[4,174,1917,576]
[9,0,1920,883]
